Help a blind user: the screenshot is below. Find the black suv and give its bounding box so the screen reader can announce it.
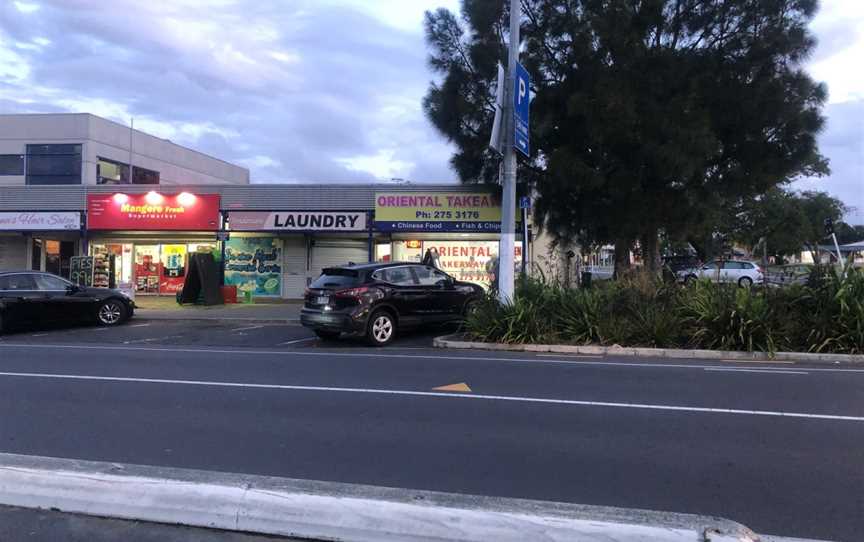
[301,262,484,346]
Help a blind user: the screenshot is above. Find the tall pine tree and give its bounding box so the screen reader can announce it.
[424,0,829,275]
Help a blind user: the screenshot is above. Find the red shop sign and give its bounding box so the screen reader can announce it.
[87,193,221,231]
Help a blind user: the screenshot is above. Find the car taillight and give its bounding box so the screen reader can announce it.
[334,286,369,299]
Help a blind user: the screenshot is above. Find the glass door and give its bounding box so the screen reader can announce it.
[134,245,160,294]
[159,244,187,294]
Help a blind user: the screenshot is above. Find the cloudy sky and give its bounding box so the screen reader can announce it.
[0,0,861,222]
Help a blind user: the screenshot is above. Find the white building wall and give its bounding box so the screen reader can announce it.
[0,113,249,187]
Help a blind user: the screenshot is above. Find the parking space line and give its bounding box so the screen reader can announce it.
[124,335,184,344]
[129,323,151,328]
[231,325,265,333]
[278,337,317,346]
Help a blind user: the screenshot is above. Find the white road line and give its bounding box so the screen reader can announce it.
[129,323,151,328]
[1,343,862,374]
[231,325,265,333]
[278,337,317,345]
[705,368,809,375]
[0,370,861,422]
[30,333,48,337]
[123,335,184,344]
[537,353,604,359]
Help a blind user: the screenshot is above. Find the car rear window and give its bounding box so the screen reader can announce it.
[310,268,361,288]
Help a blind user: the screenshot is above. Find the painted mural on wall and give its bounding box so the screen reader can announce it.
[224,237,282,296]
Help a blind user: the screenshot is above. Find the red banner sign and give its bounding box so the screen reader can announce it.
[87,193,221,231]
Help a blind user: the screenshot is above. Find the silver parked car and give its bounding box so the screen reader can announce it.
[680,260,765,287]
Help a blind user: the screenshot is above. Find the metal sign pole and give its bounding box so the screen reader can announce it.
[498,0,520,304]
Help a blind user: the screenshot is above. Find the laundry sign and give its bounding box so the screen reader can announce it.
[229,211,367,232]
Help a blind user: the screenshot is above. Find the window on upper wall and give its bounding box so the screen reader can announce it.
[132,166,159,184]
[25,144,82,185]
[97,157,130,184]
[0,154,24,175]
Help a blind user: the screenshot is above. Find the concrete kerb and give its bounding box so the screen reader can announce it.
[433,334,864,365]
[0,452,824,542]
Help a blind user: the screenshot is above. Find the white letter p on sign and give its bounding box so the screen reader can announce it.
[518,78,527,104]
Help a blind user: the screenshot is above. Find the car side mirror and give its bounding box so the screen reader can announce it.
[66,284,80,294]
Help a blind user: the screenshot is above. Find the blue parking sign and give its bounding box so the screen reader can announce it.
[513,62,530,157]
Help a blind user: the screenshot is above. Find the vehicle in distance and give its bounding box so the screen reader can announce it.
[301,262,484,346]
[680,260,765,287]
[0,271,135,333]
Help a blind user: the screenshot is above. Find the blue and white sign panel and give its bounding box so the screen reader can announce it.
[514,61,530,157]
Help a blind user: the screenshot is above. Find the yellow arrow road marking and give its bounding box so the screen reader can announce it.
[433,382,472,392]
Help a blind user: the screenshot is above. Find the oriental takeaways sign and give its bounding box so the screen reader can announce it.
[0,212,81,231]
[229,211,367,232]
[374,192,502,232]
[87,193,221,231]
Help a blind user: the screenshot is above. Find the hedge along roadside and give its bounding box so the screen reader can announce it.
[465,265,864,356]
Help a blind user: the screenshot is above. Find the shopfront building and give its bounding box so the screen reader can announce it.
[226,210,370,299]
[0,211,82,277]
[1,183,538,297]
[373,191,524,290]
[85,192,221,294]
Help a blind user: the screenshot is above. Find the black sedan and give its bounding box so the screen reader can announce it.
[0,271,135,334]
[301,262,484,346]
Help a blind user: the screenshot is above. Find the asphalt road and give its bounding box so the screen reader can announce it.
[0,319,862,541]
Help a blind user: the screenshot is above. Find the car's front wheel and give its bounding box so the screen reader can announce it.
[684,274,698,285]
[366,309,396,346]
[738,276,753,288]
[96,299,127,326]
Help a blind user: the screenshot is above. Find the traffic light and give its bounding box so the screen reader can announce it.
[824,217,835,236]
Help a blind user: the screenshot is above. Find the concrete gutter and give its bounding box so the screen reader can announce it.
[0,453,829,542]
[433,334,864,365]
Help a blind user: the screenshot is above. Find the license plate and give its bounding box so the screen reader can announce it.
[315,296,330,305]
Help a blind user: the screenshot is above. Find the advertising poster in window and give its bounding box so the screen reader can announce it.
[391,240,521,289]
[159,244,187,294]
[224,237,282,297]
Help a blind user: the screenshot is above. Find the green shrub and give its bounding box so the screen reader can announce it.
[464,268,864,354]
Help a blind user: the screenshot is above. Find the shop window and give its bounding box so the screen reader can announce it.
[0,154,24,175]
[97,157,130,184]
[25,144,82,185]
[132,166,159,184]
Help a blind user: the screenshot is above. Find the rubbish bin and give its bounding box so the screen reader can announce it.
[220,285,238,304]
[243,290,253,304]
[581,271,592,289]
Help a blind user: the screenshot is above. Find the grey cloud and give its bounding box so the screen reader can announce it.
[796,99,864,221]
[0,0,456,184]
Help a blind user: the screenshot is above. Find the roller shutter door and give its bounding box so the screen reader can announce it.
[280,236,307,299]
[310,240,368,282]
[0,236,26,271]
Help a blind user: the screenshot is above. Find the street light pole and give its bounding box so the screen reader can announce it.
[498,0,519,304]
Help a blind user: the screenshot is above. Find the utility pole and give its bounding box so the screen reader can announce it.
[498,0,519,304]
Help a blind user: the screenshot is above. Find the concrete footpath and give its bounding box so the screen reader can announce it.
[0,453,829,542]
[133,297,301,322]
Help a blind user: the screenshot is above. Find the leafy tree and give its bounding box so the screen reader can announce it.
[424,0,829,276]
[834,222,864,245]
[734,189,847,263]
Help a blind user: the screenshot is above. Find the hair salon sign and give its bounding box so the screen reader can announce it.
[0,212,81,231]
